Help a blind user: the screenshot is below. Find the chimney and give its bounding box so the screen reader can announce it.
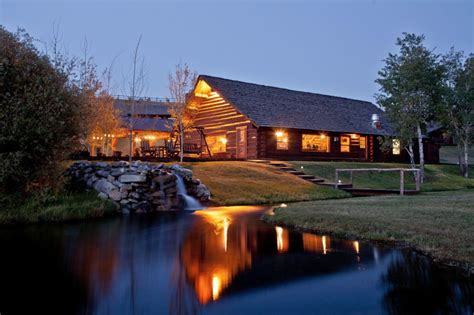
[371,113,381,129]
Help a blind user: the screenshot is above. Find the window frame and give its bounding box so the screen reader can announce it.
[301,134,330,153]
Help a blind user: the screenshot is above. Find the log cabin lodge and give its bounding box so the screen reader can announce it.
[185,75,439,163]
[89,75,439,163]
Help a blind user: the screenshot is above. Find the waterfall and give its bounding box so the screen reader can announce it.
[175,174,204,211]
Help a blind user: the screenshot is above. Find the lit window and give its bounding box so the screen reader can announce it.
[302,134,330,152]
[360,137,366,149]
[341,136,350,152]
[207,135,227,154]
[276,130,288,150]
[392,139,401,155]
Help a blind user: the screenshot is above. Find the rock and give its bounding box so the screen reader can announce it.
[96,170,110,178]
[170,164,193,179]
[108,190,122,201]
[119,174,147,183]
[129,192,141,199]
[98,192,108,200]
[120,185,132,193]
[111,168,126,177]
[84,167,94,174]
[151,191,165,198]
[94,179,118,195]
[121,192,129,199]
[107,175,115,182]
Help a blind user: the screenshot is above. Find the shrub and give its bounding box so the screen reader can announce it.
[0,27,82,194]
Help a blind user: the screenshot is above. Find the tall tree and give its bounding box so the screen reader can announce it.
[0,27,82,193]
[125,35,146,163]
[439,50,473,178]
[376,33,444,182]
[168,63,197,162]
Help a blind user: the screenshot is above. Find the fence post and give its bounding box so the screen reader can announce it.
[335,170,339,189]
[400,170,404,196]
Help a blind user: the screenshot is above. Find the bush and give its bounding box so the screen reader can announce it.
[0,27,82,194]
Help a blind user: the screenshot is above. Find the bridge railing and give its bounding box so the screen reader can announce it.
[335,168,421,196]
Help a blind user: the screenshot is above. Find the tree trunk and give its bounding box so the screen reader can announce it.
[462,139,469,178]
[416,123,425,183]
[456,141,464,176]
[406,143,417,181]
[180,122,184,163]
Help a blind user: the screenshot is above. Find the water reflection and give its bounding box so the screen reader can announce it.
[0,206,472,315]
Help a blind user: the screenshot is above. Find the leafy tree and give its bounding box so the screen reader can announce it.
[376,33,444,182]
[0,27,82,193]
[168,63,197,162]
[439,50,473,178]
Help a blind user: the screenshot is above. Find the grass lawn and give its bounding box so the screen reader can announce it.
[440,145,474,164]
[264,190,474,270]
[0,191,117,225]
[290,161,474,191]
[186,161,348,205]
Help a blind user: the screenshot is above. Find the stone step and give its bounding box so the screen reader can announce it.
[287,171,305,175]
[278,167,297,172]
[317,182,353,189]
[298,174,316,179]
[307,178,325,183]
[247,159,271,164]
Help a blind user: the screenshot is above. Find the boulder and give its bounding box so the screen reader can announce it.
[94,179,118,195]
[98,192,108,200]
[108,190,122,201]
[119,174,147,183]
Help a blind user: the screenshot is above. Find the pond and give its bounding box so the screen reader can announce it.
[0,206,472,314]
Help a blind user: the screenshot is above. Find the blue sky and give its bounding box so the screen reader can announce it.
[1,0,472,103]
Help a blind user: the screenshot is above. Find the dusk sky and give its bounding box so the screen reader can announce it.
[1,0,472,103]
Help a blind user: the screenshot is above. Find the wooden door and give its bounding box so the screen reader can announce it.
[236,126,247,158]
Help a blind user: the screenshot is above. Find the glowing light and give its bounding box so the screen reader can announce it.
[300,166,304,169]
[322,235,327,255]
[338,180,342,184]
[223,217,230,252]
[275,131,284,138]
[212,274,221,301]
[353,241,360,254]
[220,138,228,145]
[350,134,359,139]
[275,226,288,253]
[134,138,141,143]
[282,138,288,143]
[279,203,287,208]
[320,133,326,139]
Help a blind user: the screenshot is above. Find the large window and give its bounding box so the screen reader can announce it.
[340,136,350,152]
[275,130,288,150]
[207,134,227,154]
[302,134,330,152]
[392,139,401,155]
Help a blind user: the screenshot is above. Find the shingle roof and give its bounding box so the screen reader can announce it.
[199,75,393,135]
[121,116,174,132]
[114,99,171,116]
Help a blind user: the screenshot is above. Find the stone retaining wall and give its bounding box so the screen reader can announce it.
[67,161,211,213]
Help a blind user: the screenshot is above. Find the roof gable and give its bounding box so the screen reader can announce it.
[198,75,392,135]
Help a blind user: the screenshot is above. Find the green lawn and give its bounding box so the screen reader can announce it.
[0,191,117,225]
[290,161,474,191]
[264,190,474,269]
[187,161,348,205]
[440,145,474,164]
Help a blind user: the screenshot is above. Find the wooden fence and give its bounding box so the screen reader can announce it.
[335,168,421,196]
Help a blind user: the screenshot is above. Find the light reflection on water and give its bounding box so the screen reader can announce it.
[0,205,472,315]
